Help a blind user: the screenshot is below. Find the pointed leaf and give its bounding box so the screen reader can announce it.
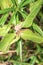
[0,33,16,52]
[0,14,8,26]
[20,29,43,43]
[32,23,43,37]
[22,0,42,28]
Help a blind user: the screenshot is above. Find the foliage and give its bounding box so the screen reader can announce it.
[0,0,43,65]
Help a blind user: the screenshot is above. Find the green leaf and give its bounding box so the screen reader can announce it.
[19,10,28,19]
[17,40,22,61]
[0,25,7,36]
[20,29,43,43]
[32,23,43,37]
[15,13,20,24]
[30,56,37,65]
[19,0,33,8]
[11,0,17,7]
[0,14,8,26]
[11,0,16,4]
[0,12,17,37]
[11,60,30,65]
[0,0,13,9]
[2,12,16,36]
[0,33,16,52]
[22,0,42,28]
[0,7,14,14]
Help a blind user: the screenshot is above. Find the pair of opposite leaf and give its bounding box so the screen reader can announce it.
[15,0,43,43]
[20,0,43,43]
